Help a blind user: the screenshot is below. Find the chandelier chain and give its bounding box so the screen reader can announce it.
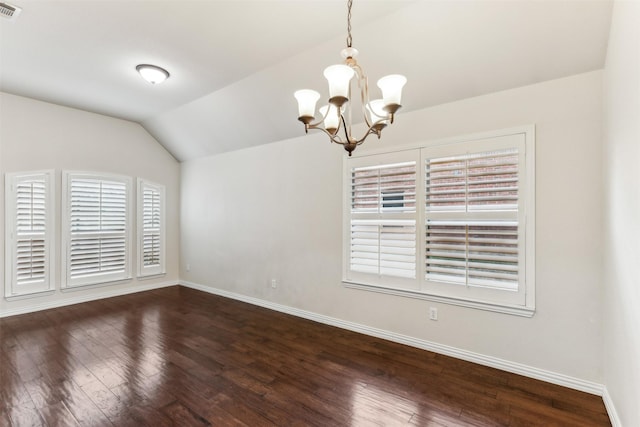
[346,0,353,48]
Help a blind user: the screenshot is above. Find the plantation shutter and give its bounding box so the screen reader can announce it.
[142,186,161,266]
[5,171,55,297]
[346,153,419,287]
[344,130,533,313]
[138,180,165,277]
[15,178,47,286]
[425,147,521,291]
[66,175,130,287]
[350,220,416,278]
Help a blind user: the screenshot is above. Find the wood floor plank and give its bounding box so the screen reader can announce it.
[0,286,611,426]
[36,402,80,427]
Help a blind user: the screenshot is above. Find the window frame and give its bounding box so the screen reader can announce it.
[4,170,56,298]
[136,178,166,278]
[61,171,133,289]
[343,126,536,317]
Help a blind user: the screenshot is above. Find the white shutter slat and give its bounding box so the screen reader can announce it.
[352,162,417,214]
[12,177,50,288]
[141,185,162,268]
[426,148,519,212]
[349,158,417,281]
[350,220,416,279]
[68,176,129,284]
[425,221,518,290]
[425,146,521,291]
[15,238,46,281]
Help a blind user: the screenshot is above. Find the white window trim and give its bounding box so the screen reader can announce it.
[4,170,56,299]
[342,126,536,317]
[61,171,133,289]
[137,178,166,278]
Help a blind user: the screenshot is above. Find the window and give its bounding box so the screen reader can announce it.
[137,179,165,277]
[343,127,535,316]
[4,170,55,297]
[62,172,132,288]
[347,151,418,289]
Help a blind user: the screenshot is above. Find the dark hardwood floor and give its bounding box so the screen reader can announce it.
[0,286,610,426]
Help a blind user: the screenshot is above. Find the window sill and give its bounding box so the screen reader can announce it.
[5,289,56,301]
[137,272,166,281]
[342,280,535,318]
[61,277,133,292]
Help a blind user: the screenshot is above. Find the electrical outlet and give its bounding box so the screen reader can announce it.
[429,307,438,321]
[270,279,278,289]
[186,264,191,272]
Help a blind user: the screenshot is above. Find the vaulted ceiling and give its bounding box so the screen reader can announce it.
[0,0,613,162]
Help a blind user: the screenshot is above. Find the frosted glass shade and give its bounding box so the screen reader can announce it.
[323,64,354,106]
[377,74,407,107]
[366,99,388,124]
[294,89,321,120]
[319,104,341,134]
[136,64,170,84]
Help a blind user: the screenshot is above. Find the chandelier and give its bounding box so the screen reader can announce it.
[294,0,407,156]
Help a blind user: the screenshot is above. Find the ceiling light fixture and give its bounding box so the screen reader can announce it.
[294,0,406,156]
[136,64,170,85]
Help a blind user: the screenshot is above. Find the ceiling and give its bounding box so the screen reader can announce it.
[0,0,613,162]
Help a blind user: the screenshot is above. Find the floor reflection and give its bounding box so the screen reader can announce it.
[0,287,613,426]
[350,380,419,425]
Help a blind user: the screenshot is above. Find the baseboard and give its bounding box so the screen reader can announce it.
[602,387,622,427]
[180,280,605,397]
[0,280,177,318]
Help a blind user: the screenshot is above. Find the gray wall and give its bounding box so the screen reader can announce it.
[180,71,604,386]
[603,1,640,425]
[0,92,181,314]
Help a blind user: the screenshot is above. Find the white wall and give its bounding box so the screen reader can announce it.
[603,1,640,425]
[181,71,604,384]
[0,92,180,314]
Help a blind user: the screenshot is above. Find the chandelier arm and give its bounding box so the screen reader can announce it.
[303,119,387,149]
[306,124,348,145]
[331,135,348,146]
[352,122,385,145]
[306,106,331,128]
[341,114,350,142]
[351,63,375,129]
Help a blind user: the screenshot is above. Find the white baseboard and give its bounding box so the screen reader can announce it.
[181,280,605,397]
[602,387,622,427]
[0,280,177,318]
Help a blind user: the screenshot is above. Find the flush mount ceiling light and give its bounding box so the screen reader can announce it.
[136,64,170,85]
[294,0,407,156]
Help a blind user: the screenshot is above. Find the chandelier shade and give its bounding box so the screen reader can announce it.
[293,0,406,156]
[294,89,321,123]
[319,104,341,135]
[324,64,355,107]
[377,74,407,114]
